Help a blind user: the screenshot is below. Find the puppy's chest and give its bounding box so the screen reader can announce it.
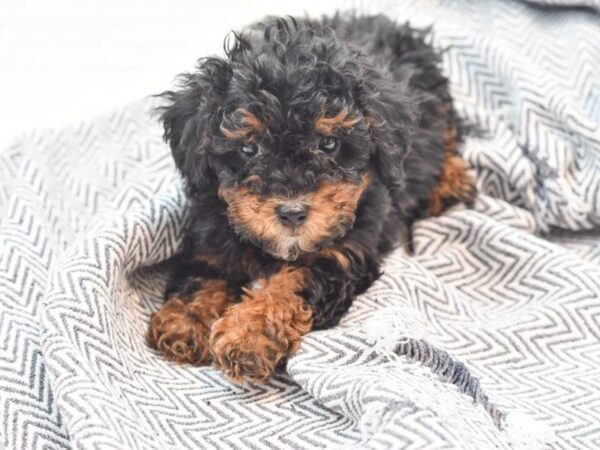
[193,241,283,285]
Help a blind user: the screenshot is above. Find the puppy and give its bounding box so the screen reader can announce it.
[146,14,476,383]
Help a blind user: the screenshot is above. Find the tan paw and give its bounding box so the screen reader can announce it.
[209,302,290,383]
[146,297,211,364]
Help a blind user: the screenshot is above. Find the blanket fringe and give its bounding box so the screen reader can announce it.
[365,315,555,448]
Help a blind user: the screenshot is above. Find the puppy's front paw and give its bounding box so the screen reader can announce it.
[209,268,313,383]
[147,297,211,364]
[147,280,235,365]
[209,302,291,383]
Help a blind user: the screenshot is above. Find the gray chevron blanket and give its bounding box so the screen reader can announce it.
[2,1,600,449]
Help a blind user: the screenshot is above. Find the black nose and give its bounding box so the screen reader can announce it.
[277,203,308,227]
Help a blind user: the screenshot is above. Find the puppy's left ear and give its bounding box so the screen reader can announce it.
[158,57,232,193]
[362,76,418,201]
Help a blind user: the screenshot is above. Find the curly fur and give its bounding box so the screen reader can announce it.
[147,13,476,383]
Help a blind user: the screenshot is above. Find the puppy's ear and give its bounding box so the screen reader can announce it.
[362,77,418,201]
[158,57,232,192]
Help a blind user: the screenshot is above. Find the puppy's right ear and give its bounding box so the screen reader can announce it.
[158,57,232,192]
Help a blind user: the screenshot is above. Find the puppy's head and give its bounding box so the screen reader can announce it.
[160,17,415,260]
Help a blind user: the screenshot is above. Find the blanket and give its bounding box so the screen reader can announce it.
[1,0,599,448]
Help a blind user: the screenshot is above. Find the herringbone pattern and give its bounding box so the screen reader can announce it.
[1,1,599,449]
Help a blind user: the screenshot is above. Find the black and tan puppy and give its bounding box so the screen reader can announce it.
[147,14,475,382]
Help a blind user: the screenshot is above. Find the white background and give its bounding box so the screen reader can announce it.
[0,0,355,148]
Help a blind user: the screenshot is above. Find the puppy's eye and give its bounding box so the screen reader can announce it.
[318,137,339,153]
[240,143,260,157]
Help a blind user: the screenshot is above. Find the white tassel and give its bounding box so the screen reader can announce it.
[363,307,429,357]
[504,411,555,449]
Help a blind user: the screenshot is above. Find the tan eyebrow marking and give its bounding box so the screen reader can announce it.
[314,107,360,135]
[220,108,265,140]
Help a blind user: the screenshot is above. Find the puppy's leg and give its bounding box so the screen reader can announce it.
[428,154,476,215]
[147,263,236,364]
[428,123,477,215]
[210,241,380,383]
[209,267,313,383]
